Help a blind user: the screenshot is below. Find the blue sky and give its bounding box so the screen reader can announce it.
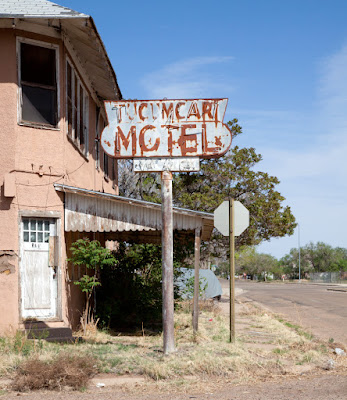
[61,0,347,259]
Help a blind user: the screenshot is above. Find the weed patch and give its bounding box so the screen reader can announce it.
[12,353,96,392]
[274,317,313,340]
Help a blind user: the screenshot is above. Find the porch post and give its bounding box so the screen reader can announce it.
[192,227,201,334]
[161,171,175,354]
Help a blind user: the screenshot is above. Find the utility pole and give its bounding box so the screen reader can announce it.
[298,223,301,282]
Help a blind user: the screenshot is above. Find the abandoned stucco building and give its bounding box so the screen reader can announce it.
[0,0,213,336]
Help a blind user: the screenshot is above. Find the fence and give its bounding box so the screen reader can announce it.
[309,271,344,283]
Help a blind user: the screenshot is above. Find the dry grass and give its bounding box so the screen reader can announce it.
[0,329,44,376]
[0,300,343,392]
[178,299,222,315]
[11,354,96,392]
[63,301,332,382]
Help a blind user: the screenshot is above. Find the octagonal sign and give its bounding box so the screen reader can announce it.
[214,201,249,237]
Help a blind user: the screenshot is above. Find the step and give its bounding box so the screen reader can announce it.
[25,327,73,340]
[21,321,75,342]
[20,320,66,330]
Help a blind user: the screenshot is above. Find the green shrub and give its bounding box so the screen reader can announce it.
[96,241,192,331]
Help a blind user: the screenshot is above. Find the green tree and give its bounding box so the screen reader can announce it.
[173,120,296,252]
[214,261,229,277]
[235,247,278,280]
[280,247,314,278]
[96,241,191,330]
[69,238,117,334]
[330,247,347,271]
[174,145,296,248]
[280,242,347,277]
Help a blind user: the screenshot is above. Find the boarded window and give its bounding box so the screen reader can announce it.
[20,42,57,126]
[66,59,89,155]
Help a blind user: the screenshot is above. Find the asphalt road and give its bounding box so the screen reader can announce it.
[235,281,347,344]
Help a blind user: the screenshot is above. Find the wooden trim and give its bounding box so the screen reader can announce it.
[0,20,61,39]
[18,213,62,321]
[16,36,60,130]
[18,210,62,219]
[56,217,62,320]
[62,34,99,106]
[65,56,89,158]
[21,81,57,91]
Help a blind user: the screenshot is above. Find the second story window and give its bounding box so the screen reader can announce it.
[66,59,89,156]
[103,152,109,178]
[95,106,101,170]
[19,40,58,127]
[95,138,100,170]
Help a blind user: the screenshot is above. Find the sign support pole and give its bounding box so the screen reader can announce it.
[192,227,201,334]
[229,198,236,343]
[161,171,175,354]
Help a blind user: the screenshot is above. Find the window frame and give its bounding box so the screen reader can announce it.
[103,151,109,180]
[65,57,89,158]
[95,106,101,170]
[17,37,60,130]
[111,159,116,189]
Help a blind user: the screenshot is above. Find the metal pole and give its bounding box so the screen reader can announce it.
[229,199,235,343]
[193,227,201,334]
[298,223,301,282]
[161,171,175,354]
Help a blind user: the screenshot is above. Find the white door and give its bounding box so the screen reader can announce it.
[21,218,57,319]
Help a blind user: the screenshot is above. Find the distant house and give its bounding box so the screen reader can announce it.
[0,0,213,336]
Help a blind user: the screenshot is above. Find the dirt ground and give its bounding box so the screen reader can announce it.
[3,373,347,400]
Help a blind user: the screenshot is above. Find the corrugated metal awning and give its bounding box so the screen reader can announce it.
[54,184,214,241]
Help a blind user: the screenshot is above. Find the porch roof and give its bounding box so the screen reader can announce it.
[54,184,214,242]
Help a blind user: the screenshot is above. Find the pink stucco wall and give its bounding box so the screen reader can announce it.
[0,30,20,333]
[0,28,119,334]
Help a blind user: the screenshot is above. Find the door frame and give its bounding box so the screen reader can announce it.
[18,210,62,321]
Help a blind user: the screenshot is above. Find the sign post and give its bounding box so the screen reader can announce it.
[229,199,235,342]
[214,200,249,342]
[161,171,175,353]
[192,227,201,334]
[101,98,232,354]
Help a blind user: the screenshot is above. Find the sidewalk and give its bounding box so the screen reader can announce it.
[283,281,347,292]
